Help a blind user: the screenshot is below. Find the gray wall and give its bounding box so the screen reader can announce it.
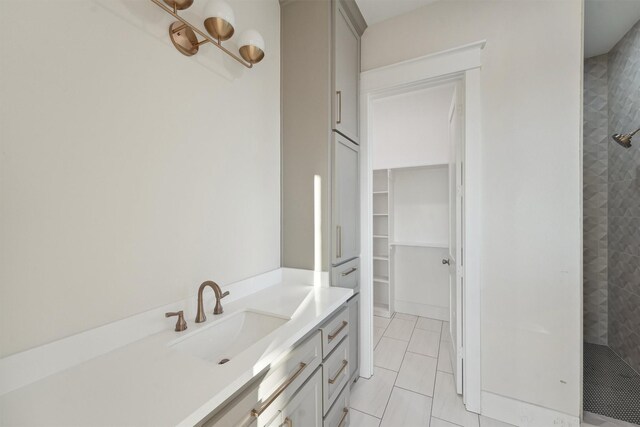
[583,54,609,346]
[607,20,640,373]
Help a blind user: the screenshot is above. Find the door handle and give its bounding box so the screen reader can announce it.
[336,90,342,124]
[442,258,450,265]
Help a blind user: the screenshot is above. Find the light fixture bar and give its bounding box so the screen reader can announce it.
[149,0,253,68]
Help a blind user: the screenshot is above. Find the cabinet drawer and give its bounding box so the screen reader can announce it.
[322,337,350,415]
[202,331,322,427]
[255,331,323,423]
[320,307,349,358]
[323,381,350,427]
[331,258,359,290]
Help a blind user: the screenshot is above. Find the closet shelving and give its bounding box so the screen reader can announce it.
[372,164,450,320]
[372,169,392,317]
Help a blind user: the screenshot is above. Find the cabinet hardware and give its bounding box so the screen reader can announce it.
[283,417,292,427]
[328,320,348,342]
[328,360,348,384]
[336,90,342,124]
[337,408,349,427]
[341,267,357,276]
[250,362,307,417]
[442,258,450,265]
[336,225,342,258]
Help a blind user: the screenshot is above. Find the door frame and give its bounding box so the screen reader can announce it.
[358,40,485,412]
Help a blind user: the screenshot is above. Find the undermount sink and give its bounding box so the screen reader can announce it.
[170,310,289,364]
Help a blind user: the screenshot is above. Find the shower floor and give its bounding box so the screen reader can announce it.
[584,343,640,425]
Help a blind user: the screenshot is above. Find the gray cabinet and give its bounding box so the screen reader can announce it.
[333,1,360,143]
[332,135,360,265]
[281,0,365,273]
[347,294,360,383]
[281,368,324,427]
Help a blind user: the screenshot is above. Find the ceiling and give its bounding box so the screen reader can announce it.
[355,0,438,26]
[584,0,640,58]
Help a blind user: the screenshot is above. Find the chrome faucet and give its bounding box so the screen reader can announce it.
[195,280,230,323]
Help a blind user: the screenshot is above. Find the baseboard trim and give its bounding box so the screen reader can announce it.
[0,268,284,396]
[394,300,448,321]
[481,391,580,427]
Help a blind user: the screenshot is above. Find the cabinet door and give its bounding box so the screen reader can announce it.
[333,0,360,143]
[281,368,323,427]
[347,293,359,382]
[332,135,359,265]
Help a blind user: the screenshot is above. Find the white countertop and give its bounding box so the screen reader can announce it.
[0,283,353,426]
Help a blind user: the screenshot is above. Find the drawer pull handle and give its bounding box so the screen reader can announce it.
[328,360,348,384]
[328,320,348,342]
[251,362,307,417]
[341,267,357,277]
[338,408,349,427]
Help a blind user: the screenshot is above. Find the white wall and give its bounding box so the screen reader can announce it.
[0,0,280,358]
[372,84,453,170]
[362,0,583,418]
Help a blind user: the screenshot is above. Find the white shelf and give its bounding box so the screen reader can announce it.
[374,276,389,283]
[374,303,391,318]
[373,213,388,216]
[373,191,388,195]
[390,241,448,249]
[373,235,388,239]
[373,256,389,261]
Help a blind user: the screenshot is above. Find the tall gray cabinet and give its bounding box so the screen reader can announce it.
[281,0,365,388]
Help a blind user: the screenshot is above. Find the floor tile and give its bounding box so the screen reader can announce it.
[350,367,397,418]
[416,317,443,332]
[431,418,463,427]
[375,337,408,371]
[408,328,440,358]
[432,372,479,427]
[350,408,381,427]
[396,352,438,396]
[479,415,516,427]
[395,312,418,322]
[383,317,416,341]
[374,316,391,329]
[373,326,386,348]
[438,341,454,373]
[380,387,432,427]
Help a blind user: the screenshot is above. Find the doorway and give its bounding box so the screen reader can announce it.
[358,41,484,413]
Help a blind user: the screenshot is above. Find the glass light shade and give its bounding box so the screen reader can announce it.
[238,29,265,64]
[204,0,235,41]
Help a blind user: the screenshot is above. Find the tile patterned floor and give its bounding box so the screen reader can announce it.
[351,312,515,427]
[351,312,636,427]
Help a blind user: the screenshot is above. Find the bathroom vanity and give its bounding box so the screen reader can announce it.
[0,277,353,427]
[200,306,353,427]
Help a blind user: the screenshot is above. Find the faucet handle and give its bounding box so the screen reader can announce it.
[213,290,230,315]
[165,310,188,332]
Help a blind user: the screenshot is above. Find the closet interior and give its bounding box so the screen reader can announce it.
[370,83,454,320]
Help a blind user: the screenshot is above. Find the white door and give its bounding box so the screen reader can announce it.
[332,134,360,265]
[446,88,464,394]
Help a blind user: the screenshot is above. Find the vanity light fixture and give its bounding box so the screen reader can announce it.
[149,0,265,68]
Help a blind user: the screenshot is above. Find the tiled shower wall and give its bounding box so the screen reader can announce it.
[583,55,609,345]
[607,20,640,373]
